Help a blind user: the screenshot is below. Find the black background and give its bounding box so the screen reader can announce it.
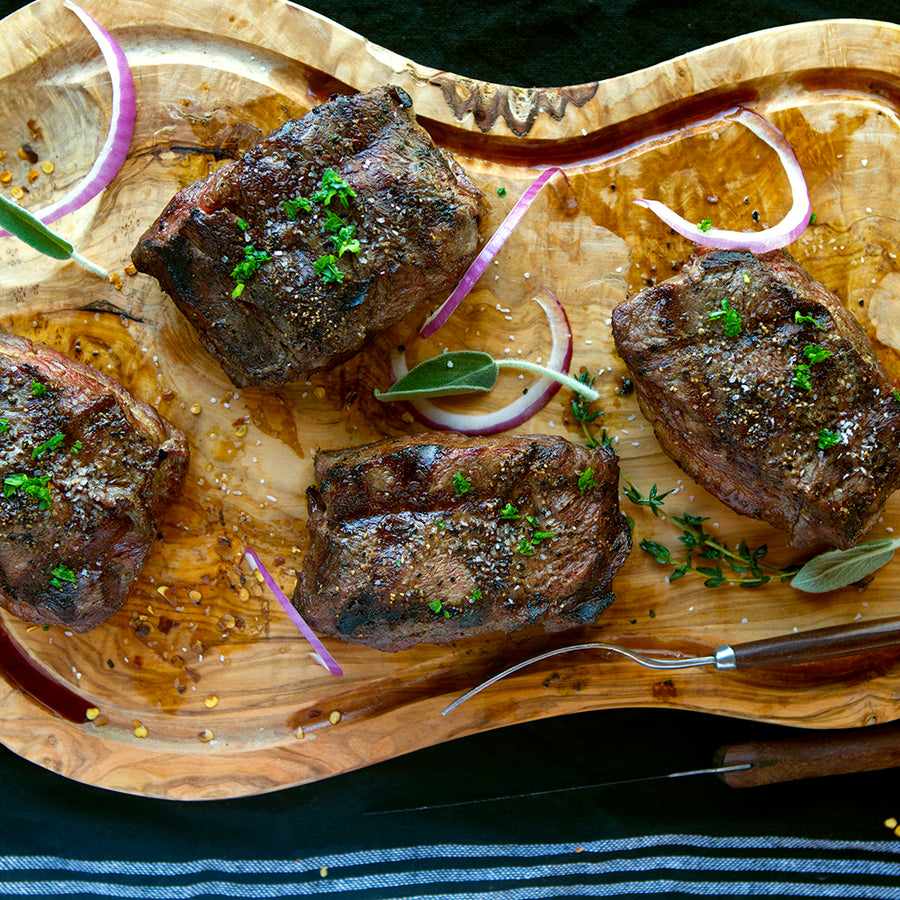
[2,0,900,870]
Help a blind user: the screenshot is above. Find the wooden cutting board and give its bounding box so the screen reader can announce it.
[2,0,900,799]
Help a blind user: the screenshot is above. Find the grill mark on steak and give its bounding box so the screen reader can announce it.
[611,248,900,549]
[293,432,631,652]
[0,333,189,631]
[132,85,484,389]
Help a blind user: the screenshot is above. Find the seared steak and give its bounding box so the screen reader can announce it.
[293,432,631,651]
[0,333,189,631]
[132,85,484,389]
[611,248,900,549]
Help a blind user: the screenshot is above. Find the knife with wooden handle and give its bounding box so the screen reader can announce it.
[716,721,900,787]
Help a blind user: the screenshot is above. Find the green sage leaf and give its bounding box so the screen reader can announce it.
[0,193,107,278]
[375,351,499,401]
[791,537,900,593]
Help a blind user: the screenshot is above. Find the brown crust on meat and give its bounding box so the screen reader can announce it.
[293,431,631,651]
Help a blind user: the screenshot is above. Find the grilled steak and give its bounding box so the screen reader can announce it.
[132,85,484,389]
[611,247,900,549]
[0,333,189,631]
[293,432,631,651]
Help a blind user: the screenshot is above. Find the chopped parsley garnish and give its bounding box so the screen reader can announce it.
[313,254,344,283]
[742,270,751,284]
[452,471,472,496]
[4,473,51,509]
[236,217,249,232]
[50,564,77,589]
[324,212,361,257]
[894,391,900,403]
[0,420,9,433]
[231,244,271,298]
[428,598,451,618]
[578,467,597,494]
[497,187,507,197]
[809,213,817,225]
[32,432,65,459]
[709,297,741,336]
[517,515,555,554]
[794,310,825,330]
[817,429,842,449]
[500,503,520,519]
[793,363,812,391]
[472,588,483,601]
[71,440,83,454]
[310,168,357,208]
[517,539,536,556]
[282,196,313,219]
[698,218,712,232]
[30,381,47,397]
[803,344,833,365]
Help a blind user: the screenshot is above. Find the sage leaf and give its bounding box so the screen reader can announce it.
[791,537,900,593]
[0,193,107,278]
[375,350,499,401]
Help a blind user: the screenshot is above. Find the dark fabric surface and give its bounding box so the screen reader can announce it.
[2,0,900,896]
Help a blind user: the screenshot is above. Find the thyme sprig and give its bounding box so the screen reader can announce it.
[570,370,611,448]
[622,477,799,587]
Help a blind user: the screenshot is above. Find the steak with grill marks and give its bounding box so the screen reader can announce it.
[293,431,631,652]
[611,247,900,549]
[0,333,189,631]
[132,85,484,389]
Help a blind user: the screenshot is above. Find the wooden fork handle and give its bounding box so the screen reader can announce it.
[717,616,900,670]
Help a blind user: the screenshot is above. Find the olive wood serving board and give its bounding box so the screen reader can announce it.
[2,0,900,799]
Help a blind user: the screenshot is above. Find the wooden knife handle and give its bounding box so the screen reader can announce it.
[728,616,900,669]
[715,722,900,787]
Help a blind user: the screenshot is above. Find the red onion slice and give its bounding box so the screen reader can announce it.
[420,167,562,338]
[0,2,136,237]
[634,108,811,253]
[394,287,573,435]
[243,547,343,676]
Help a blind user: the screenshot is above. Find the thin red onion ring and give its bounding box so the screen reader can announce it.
[634,108,811,253]
[420,167,562,338]
[0,2,136,237]
[243,547,343,676]
[393,287,572,435]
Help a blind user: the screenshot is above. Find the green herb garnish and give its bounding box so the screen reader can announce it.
[497,187,507,197]
[578,467,597,494]
[231,244,271,298]
[428,598,451,618]
[49,564,78,589]
[31,432,65,459]
[310,168,357,208]
[472,588,483,601]
[817,429,842,449]
[71,440,83,454]
[794,310,826,330]
[30,381,47,397]
[500,503,520,519]
[3,473,51,510]
[0,192,108,278]
[698,218,712,232]
[282,196,313,219]
[517,539,536,556]
[324,213,361,257]
[792,538,900,592]
[792,363,812,391]
[803,344,833,365]
[313,254,344,283]
[236,217,249,232]
[375,350,599,404]
[452,472,472,496]
[709,298,741,336]
[0,420,10,433]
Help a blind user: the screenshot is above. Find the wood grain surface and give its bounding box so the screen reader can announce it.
[2,0,900,799]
